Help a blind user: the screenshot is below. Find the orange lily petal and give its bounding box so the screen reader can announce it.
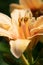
[19,0,43,9]
[10,3,24,12]
[0,13,11,30]
[10,39,31,58]
[34,16,43,28]
[0,28,11,38]
[32,0,43,9]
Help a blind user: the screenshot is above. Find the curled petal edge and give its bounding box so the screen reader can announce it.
[10,39,31,58]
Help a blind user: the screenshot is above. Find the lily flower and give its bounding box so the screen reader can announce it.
[0,9,43,59]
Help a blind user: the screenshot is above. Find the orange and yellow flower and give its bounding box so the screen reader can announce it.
[0,9,43,58]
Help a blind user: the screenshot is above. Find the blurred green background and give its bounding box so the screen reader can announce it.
[0,0,19,16]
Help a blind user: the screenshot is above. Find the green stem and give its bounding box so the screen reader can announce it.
[20,54,30,65]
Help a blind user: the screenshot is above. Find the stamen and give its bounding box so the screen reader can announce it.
[24,17,28,23]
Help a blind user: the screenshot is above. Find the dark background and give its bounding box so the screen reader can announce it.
[0,0,19,16]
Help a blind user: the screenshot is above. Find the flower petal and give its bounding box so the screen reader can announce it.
[19,0,29,8]
[28,33,43,50]
[34,16,43,28]
[10,3,24,12]
[0,28,11,38]
[0,13,11,30]
[30,16,43,36]
[10,39,31,58]
[32,0,43,9]
[19,0,43,9]
[19,0,35,9]
[0,13,13,39]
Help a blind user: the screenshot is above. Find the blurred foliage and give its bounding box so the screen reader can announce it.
[0,0,19,16]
